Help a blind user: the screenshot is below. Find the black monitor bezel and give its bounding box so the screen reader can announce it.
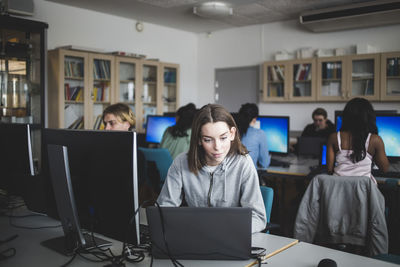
[257,115,290,156]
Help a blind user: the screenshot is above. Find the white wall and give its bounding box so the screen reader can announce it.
[198,20,400,131]
[32,0,198,107]
[31,1,400,131]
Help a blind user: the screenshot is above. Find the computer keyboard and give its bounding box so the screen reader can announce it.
[372,169,400,178]
[269,158,290,168]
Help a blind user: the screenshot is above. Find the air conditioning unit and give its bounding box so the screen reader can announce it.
[299,0,400,32]
[0,0,34,16]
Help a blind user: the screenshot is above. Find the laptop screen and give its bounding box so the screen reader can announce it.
[146,207,252,260]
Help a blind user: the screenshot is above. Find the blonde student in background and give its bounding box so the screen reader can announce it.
[102,103,135,131]
[157,104,267,233]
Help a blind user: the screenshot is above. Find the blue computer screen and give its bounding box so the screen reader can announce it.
[320,144,327,166]
[335,114,400,158]
[256,116,289,154]
[145,116,176,144]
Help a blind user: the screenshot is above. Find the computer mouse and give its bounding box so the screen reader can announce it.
[317,258,337,267]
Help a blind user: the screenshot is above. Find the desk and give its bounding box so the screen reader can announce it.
[1,209,398,267]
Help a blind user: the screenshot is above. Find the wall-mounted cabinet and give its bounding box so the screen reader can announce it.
[48,48,179,132]
[380,52,400,101]
[262,52,396,103]
[262,58,316,102]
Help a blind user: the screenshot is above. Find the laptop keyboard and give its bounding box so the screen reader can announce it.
[372,169,400,178]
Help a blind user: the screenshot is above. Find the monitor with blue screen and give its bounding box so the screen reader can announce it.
[320,144,327,166]
[256,116,290,155]
[335,112,400,159]
[145,115,176,144]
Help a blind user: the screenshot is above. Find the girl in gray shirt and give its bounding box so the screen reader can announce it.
[157,104,267,233]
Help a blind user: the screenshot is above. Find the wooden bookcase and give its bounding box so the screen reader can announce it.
[380,51,400,101]
[262,58,316,102]
[262,52,396,103]
[48,48,180,132]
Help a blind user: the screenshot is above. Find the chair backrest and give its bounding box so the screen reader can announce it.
[294,174,388,256]
[259,186,273,224]
[138,147,173,185]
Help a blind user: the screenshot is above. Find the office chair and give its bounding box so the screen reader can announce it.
[138,147,173,192]
[259,186,279,233]
[294,174,388,256]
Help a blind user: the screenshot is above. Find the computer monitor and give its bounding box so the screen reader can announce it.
[145,115,176,144]
[335,110,397,131]
[335,112,400,160]
[43,129,140,245]
[41,144,111,255]
[0,123,35,196]
[256,116,290,155]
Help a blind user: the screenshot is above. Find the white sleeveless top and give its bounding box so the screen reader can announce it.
[333,132,376,183]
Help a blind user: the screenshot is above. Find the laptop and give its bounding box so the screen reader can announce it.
[297,136,326,157]
[146,207,252,260]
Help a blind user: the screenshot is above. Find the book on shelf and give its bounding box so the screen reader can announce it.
[68,116,84,129]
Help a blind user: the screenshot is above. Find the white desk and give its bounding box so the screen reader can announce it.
[1,208,397,267]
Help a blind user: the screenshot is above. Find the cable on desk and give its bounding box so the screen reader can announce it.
[153,201,184,267]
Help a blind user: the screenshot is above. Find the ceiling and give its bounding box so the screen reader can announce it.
[45,0,380,33]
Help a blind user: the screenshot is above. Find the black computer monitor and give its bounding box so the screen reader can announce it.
[145,115,176,144]
[256,116,290,155]
[42,144,111,255]
[43,129,140,245]
[0,123,35,195]
[335,112,400,160]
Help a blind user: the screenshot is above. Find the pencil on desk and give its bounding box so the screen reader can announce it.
[245,239,299,267]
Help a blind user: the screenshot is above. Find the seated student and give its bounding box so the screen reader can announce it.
[102,103,135,131]
[157,104,267,233]
[327,98,389,183]
[160,103,197,159]
[301,107,335,139]
[237,103,270,168]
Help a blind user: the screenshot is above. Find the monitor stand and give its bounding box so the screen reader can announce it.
[41,232,112,256]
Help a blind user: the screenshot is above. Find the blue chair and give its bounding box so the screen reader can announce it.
[138,147,173,190]
[260,186,273,225]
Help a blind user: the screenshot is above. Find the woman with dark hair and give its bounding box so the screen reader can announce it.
[237,103,270,168]
[157,104,267,233]
[160,103,197,159]
[327,98,389,182]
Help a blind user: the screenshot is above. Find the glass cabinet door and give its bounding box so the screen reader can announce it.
[317,57,346,101]
[291,59,316,101]
[262,62,288,102]
[142,62,159,128]
[381,52,400,101]
[90,55,113,129]
[64,55,85,129]
[0,29,43,125]
[348,54,379,100]
[162,64,179,113]
[115,58,140,130]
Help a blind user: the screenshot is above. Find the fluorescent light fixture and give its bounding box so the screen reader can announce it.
[193,1,233,18]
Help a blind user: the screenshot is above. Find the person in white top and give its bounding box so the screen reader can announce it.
[326,97,389,181]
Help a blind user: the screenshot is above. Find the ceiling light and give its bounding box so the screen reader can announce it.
[193,2,233,18]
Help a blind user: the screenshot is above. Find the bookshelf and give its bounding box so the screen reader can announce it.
[380,52,400,101]
[262,58,316,102]
[316,56,347,101]
[161,63,180,113]
[48,48,180,132]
